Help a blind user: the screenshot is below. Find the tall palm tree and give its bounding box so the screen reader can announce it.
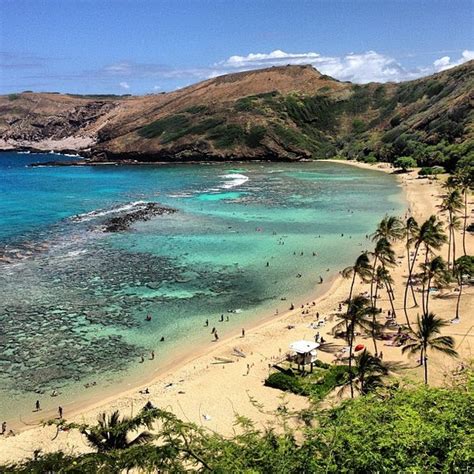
[371,238,397,318]
[403,217,419,325]
[342,252,372,332]
[453,255,474,321]
[370,216,403,321]
[400,312,457,384]
[447,169,473,256]
[441,189,463,270]
[332,296,378,398]
[403,216,447,326]
[342,252,373,305]
[419,256,450,315]
[371,215,404,243]
[80,409,156,453]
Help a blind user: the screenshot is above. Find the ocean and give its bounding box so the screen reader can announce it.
[0,152,405,420]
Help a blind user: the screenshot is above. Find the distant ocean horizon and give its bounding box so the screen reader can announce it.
[0,152,406,421]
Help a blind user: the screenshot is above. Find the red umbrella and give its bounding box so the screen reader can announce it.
[354,344,365,352]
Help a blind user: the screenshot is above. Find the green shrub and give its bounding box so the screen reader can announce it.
[264,371,309,395]
[419,166,445,176]
[310,365,350,400]
[352,119,366,134]
[7,93,19,101]
[138,114,190,139]
[245,125,266,148]
[183,105,208,114]
[394,156,417,171]
[208,124,246,148]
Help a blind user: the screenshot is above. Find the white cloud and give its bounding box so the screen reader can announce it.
[433,49,474,72]
[215,49,474,83]
[101,49,473,90]
[215,50,418,83]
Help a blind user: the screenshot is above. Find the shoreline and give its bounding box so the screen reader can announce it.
[1,160,472,464]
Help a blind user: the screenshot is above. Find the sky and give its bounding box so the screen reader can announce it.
[0,0,473,94]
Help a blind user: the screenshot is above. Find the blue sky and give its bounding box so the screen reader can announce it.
[0,0,473,94]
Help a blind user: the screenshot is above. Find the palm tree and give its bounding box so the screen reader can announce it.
[371,238,397,318]
[419,256,450,315]
[447,169,473,256]
[400,312,458,384]
[403,217,419,325]
[370,216,403,321]
[342,252,372,304]
[403,216,447,326]
[80,409,156,453]
[371,215,404,243]
[342,252,372,332]
[441,189,463,270]
[341,349,398,395]
[453,255,474,321]
[332,296,378,398]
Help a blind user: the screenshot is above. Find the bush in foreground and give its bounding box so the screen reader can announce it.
[3,384,473,473]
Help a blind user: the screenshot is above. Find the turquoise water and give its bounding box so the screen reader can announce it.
[0,152,405,420]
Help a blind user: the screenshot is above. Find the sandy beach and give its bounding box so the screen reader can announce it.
[0,160,472,464]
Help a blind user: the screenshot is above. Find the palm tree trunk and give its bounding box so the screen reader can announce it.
[455,277,463,320]
[406,233,418,306]
[426,273,432,315]
[421,245,429,316]
[463,190,468,256]
[348,320,355,398]
[403,243,420,328]
[345,271,357,338]
[370,255,378,309]
[373,282,380,355]
[452,226,457,269]
[423,349,428,385]
[447,212,452,270]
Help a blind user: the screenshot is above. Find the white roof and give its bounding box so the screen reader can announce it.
[289,340,320,354]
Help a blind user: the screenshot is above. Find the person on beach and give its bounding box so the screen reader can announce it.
[205,319,209,327]
[241,328,245,337]
[319,276,323,284]
[140,355,144,363]
[266,261,269,267]
[58,406,63,419]
[1,421,6,435]
[220,314,224,322]
[290,303,295,310]
[214,331,219,341]
[35,400,40,411]
[211,327,216,334]
[226,315,229,322]
[151,351,155,360]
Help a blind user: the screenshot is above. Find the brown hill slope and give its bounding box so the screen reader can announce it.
[0,62,472,168]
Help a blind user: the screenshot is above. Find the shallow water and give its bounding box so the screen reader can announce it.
[0,153,406,419]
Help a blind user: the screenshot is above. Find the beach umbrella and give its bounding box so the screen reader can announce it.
[354,344,365,352]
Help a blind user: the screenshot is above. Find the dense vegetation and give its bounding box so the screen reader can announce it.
[4,382,472,472]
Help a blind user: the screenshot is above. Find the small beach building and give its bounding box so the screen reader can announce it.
[289,340,320,372]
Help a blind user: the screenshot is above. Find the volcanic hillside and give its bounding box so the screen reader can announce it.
[0,61,472,168]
